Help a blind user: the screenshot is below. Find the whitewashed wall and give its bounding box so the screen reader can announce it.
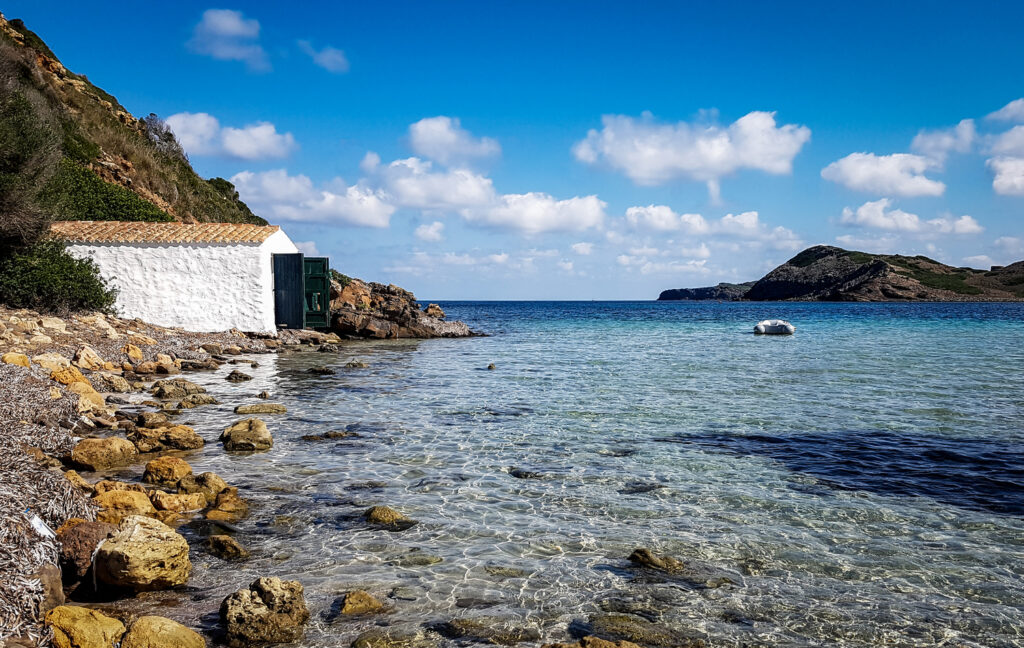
[67,229,298,334]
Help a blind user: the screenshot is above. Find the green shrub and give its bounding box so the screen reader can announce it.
[330,269,352,287]
[0,240,117,314]
[38,158,173,222]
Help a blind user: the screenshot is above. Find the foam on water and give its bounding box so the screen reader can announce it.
[106,302,1024,646]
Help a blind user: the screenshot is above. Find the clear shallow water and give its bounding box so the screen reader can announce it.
[108,302,1024,647]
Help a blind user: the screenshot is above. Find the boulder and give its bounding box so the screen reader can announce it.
[121,616,205,648]
[33,563,65,614]
[51,365,90,386]
[94,515,191,591]
[177,471,229,505]
[220,577,310,647]
[205,487,249,522]
[337,590,386,615]
[95,490,157,524]
[226,370,252,382]
[131,425,205,452]
[221,418,273,452]
[92,373,132,393]
[34,352,70,372]
[58,520,117,581]
[122,343,144,363]
[152,378,206,400]
[71,437,139,471]
[30,333,54,345]
[138,411,170,428]
[40,316,67,332]
[143,456,192,486]
[135,361,159,374]
[63,469,95,494]
[1,352,30,367]
[150,491,206,512]
[45,606,125,648]
[234,403,287,415]
[94,480,147,495]
[424,303,445,318]
[179,393,219,408]
[68,381,106,413]
[206,534,250,560]
[74,346,105,371]
[433,618,540,645]
[364,505,417,531]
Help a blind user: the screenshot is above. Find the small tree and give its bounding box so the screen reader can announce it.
[0,240,117,314]
[142,113,186,161]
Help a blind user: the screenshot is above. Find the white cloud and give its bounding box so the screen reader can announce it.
[298,40,349,73]
[681,243,712,259]
[990,126,1024,156]
[557,260,574,272]
[840,198,982,235]
[987,98,1024,122]
[911,119,975,163]
[409,116,500,166]
[415,221,445,242]
[987,157,1024,195]
[166,112,296,160]
[187,9,268,71]
[625,205,709,233]
[834,233,899,253]
[294,241,319,256]
[231,169,394,228]
[463,193,606,234]
[379,157,496,210]
[821,152,945,197]
[963,254,995,268]
[571,242,593,255]
[573,111,810,197]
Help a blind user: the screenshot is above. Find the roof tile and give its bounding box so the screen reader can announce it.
[49,221,280,245]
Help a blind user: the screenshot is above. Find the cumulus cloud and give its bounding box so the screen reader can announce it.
[625,205,709,233]
[166,112,296,160]
[294,241,319,256]
[463,193,606,234]
[573,111,810,198]
[409,117,500,166]
[911,119,975,163]
[230,169,394,227]
[571,242,593,255]
[557,260,574,272]
[990,126,1024,156]
[840,198,983,235]
[987,98,1024,122]
[821,152,945,197]
[987,157,1024,195]
[962,254,995,268]
[298,40,349,73]
[378,158,495,210]
[187,9,268,71]
[415,221,445,242]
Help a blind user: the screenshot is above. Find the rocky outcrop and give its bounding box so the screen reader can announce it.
[657,282,755,301]
[221,418,273,452]
[121,616,205,648]
[330,279,476,339]
[220,577,310,647]
[45,606,126,648]
[94,515,191,591]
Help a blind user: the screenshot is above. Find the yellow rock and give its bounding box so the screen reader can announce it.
[33,352,70,372]
[46,605,125,648]
[122,343,144,362]
[51,365,90,385]
[95,490,157,524]
[150,491,206,512]
[1,352,30,367]
[121,616,204,648]
[29,333,54,345]
[50,387,63,400]
[68,381,106,413]
[129,334,158,346]
[73,345,105,371]
[143,456,192,486]
[40,316,67,332]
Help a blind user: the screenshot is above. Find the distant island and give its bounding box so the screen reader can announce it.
[658,245,1024,302]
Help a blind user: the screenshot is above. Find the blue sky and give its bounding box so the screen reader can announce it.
[9,1,1024,298]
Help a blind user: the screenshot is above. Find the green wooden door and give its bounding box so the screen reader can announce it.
[303,257,330,329]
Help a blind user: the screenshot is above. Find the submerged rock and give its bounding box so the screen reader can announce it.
[178,393,219,408]
[336,590,387,615]
[94,515,192,591]
[226,370,253,382]
[178,471,229,504]
[585,614,705,648]
[205,487,249,522]
[627,548,685,574]
[221,418,273,452]
[121,616,205,648]
[300,430,360,442]
[307,365,336,375]
[206,534,250,560]
[352,629,439,648]
[235,403,287,415]
[220,577,310,647]
[433,617,540,645]
[543,637,644,648]
[152,378,206,400]
[364,505,417,531]
[46,605,125,648]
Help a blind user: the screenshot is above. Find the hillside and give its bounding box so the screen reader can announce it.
[658,282,755,301]
[659,246,1024,302]
[0,12,262,248]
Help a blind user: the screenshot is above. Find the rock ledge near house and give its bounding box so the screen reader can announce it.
[330,278,479,339]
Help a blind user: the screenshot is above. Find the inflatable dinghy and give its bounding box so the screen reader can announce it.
[754,319,795,335]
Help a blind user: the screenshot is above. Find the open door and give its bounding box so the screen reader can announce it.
[303,257,330,329]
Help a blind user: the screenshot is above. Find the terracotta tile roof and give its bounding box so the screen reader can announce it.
[50,221,281,245]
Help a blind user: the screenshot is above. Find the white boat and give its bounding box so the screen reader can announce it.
[754,319,795,335]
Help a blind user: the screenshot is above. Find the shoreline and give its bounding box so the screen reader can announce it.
[0,306,342,647]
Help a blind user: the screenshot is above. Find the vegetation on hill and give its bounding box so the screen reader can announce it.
[0,13,265,313]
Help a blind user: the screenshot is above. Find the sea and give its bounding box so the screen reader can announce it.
[109,301,1024,647]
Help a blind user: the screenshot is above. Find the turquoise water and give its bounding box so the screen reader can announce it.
[113,302,1024,646]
